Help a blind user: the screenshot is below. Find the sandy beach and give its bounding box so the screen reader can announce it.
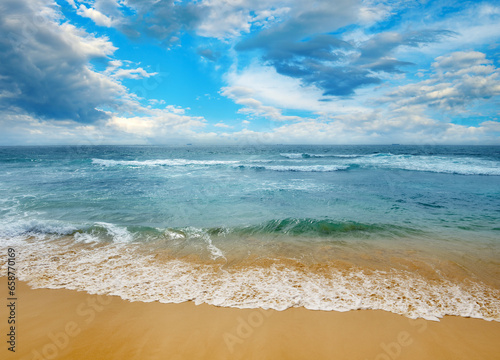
[1,278,499,360]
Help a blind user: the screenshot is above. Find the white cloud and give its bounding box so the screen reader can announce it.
[384,51,500,112]
[221,86,302,122]
[66,0,77,9]
[2,0,499,146]
[93,0,124,20]
[480,120,500,132]
[395,3,500,62]
[112,67,158,79]
[77,5,115,27]
[0,0,127,123]
[206,116,497,145]
[223,63,366,116]
[195,0,293,39]
[433,51,492,71]
[214,122,233,128]
[106,114,221,144]
[218,49,500,145]
[358,0,391,25]
[1,107,498,146]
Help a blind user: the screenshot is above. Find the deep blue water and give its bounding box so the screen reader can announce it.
[1,145,499,237]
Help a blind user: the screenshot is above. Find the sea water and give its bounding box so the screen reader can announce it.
[0,145,499,320]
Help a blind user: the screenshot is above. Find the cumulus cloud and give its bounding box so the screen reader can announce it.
[356,29,455,72]
[234,2,454,96]
[213,122,233,128]
[108,107,206,139]
[0,105,210,145]
[92,0,124,20]
[1,0,498,145]
[73,0,130,29]
[384,51,500,111]
[406,2,500,58]
[222,63,367,115]
[112,67,158,79]
[0,0,127,123]
[2,111,497,146]
[221,86,302,122]
[110,0,293,44]
[206,116,498,145]
[65,0,77,9]
[220,49,500,144]
[77,4,115,27]
[121,0,201,44]
[433,51,492,71]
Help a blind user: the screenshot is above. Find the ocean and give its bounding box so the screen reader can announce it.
[1,145,499,321]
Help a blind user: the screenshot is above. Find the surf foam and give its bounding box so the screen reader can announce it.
[92,159,239,167]
[2,238,499,322]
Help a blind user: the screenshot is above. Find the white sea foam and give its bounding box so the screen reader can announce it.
[280,153,361,159]
[95,222,134,243]
[184,227,226,260]
[92,155,500,175]
[74,232,100,244]
[3,238,499,322]
[360,154,500,176]
[280,153,304,159]
[265,165,349,172]
[164,229,186,240]
[235,164,349,172]
[92,159,239,167]
[0,218,77,240]
[279,153,500,175]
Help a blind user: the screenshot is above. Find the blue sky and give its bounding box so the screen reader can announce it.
[1,0,499,145]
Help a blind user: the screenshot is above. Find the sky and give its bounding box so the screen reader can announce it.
[1,0,500,145]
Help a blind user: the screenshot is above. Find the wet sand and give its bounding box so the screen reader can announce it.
[1,278,499,360]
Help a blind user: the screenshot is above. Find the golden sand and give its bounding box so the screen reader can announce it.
[1,278,499,360]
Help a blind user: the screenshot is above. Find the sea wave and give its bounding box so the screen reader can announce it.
[222,218,422,238]
[92,154,500,175]
[0,219,78,240]
[0,219,137,244]
[280,153,362,159]
[234,164,350,172]
[360,154,500,176]
[0,218,421,244]
[92,158,239,167]
[280,153,500,176]
[3,237,499,322]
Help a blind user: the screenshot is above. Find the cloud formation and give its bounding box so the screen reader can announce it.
[221,86,302,122]
[0,0,126,123]
[0,0,498,145]
[77,4,116,27]
[384,51,500,112]
[236,21,454,96]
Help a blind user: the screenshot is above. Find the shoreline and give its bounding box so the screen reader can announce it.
[2,278,500,359]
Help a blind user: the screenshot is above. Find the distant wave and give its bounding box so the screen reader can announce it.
[92,154,500,175]
[92,158,239,167]
[359,154,500,176]
[280,153,362,159]
[234,164,350,172]
[280,153,500,176]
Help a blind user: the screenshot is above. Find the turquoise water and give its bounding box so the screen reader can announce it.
[1,145,499,320]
